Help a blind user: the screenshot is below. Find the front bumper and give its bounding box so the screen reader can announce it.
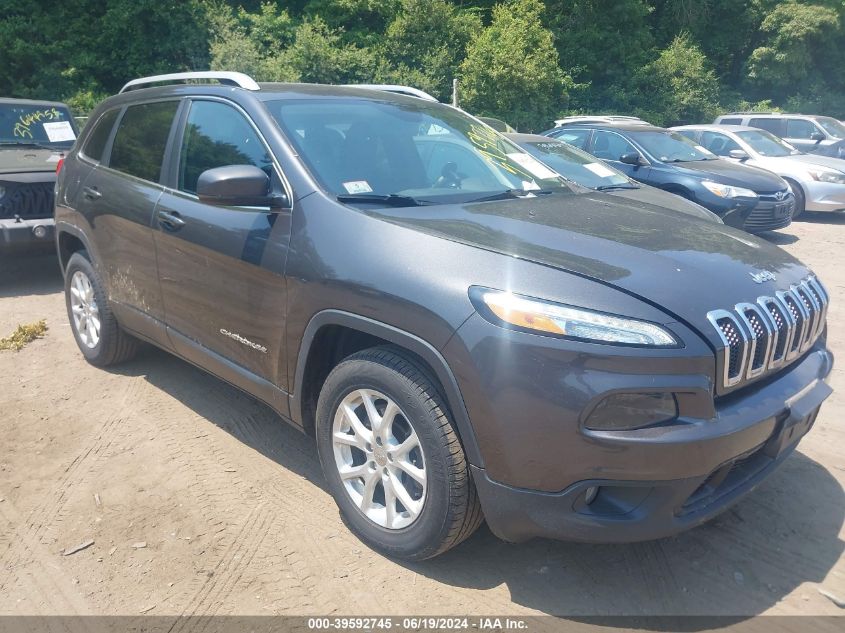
[0,217,55,253]
[447,312,833,544]
[805,181,845,212]
[699,193,793,233]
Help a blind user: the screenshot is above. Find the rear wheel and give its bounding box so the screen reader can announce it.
[315,346,483,560]
[64,251,139,366]
[785,179,806,219]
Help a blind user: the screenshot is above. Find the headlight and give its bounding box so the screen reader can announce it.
[808,169,845,184]
[701,180,758,199]
[475,289,678,347]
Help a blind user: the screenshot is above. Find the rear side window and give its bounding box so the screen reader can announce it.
[785,118,820,139]
[82,109,119,162]
[109,101,179,182]
[178,100,272,194]
[719,118,742,125]
[749,117,783,136]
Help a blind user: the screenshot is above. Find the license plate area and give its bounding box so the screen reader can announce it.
[774,202,791,218]
[764,407,819,458]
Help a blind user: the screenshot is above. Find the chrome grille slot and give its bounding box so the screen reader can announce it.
[780,291,807,357]
[707,310,748,388]
[760,297,790,367]
[736,303,771,377]
[708,275,828,391]
[795,283,818,348]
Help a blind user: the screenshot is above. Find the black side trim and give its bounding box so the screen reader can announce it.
[291,310,484,467]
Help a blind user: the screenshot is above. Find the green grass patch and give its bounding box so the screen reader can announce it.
[0,320,48,351]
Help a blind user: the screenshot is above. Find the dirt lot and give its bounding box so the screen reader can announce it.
[1,215,844,620]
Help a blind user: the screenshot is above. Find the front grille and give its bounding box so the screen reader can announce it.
[743,198,794,231]
[0,182,54,220]
[707,275,828,391]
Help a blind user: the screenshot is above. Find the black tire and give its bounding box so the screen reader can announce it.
[315,346,483,560]
[64,251,139,366]
[785,179,806,219]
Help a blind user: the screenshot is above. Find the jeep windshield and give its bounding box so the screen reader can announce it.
[266,98,572,207]
[0,103,76,149]
[517,138,634,190]
[629,130,717,163]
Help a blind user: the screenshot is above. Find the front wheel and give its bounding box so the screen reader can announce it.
[315,346,483,560]
[786,179,806,219]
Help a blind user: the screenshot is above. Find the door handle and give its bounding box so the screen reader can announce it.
[82,186,102,200]
[157,209,186,231]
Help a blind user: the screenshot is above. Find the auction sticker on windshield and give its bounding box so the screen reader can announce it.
[584,162,616,178]
[342,180,373,194]
[506,153,560,180]
[43,121,76,143]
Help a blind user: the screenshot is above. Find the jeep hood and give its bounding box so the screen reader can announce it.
[0,147,63,174]
[368,192,811,340]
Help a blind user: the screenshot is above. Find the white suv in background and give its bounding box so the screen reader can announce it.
[713,113,845,159]
[674,124,845,218]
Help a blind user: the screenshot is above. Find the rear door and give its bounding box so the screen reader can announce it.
[153,97,292,388]
[73,100,180,341]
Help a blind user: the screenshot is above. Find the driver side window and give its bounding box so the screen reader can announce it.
[591,131,636,161]
[785,119,821,140]
[179,100,272,194]
[700,131,740,156]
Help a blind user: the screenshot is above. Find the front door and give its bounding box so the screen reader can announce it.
[153,98,292,389]
[590,130,651,183]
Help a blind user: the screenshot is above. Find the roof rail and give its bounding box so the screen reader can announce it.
[720,112,774,116]
[119,71,260,94]
[343,84,439,102]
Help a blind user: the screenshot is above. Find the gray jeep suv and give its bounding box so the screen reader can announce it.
[1,98,77,252]
[55,73,833,560]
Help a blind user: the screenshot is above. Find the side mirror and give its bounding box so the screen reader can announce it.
[197,165,288,208]
[810,131,825,142]
[619,151,646,166]
[729,149,749,160]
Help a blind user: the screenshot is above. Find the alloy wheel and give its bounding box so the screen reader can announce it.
[331,389,427,530]
[69,270,100,348]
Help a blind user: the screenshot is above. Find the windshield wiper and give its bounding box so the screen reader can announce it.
[595,183,639,191]
[467,188,557,203]
[336,193,429,207]
[0,141,60,151]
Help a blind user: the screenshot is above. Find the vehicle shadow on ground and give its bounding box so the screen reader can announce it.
[0,253,63,298]
[758,230,798,246]
[114,344,328,493]
[108,347,843,623]
[800,211,845,225]
[407,451,844,621]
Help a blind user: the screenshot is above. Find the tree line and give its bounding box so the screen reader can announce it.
[2,0,844,131]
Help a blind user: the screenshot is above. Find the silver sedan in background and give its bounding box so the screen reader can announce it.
[673,124,845,218]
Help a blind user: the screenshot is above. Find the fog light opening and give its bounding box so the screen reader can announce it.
[32,225,47,239]
[584,486,599,505]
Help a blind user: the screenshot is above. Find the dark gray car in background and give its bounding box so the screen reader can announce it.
[54,72,833,560]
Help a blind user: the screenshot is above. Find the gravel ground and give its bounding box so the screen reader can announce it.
[0,214,843,619]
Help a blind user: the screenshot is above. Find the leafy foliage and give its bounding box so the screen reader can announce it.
[459,0,571,130]
[2,0,845,131]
